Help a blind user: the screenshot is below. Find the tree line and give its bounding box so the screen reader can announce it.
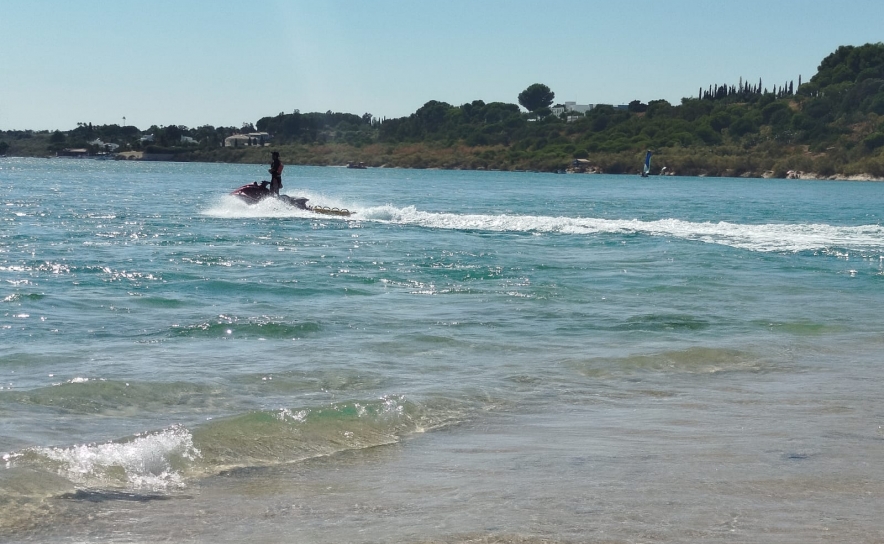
[3,43,884,177]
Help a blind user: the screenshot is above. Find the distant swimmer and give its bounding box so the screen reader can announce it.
[268,151,283,195]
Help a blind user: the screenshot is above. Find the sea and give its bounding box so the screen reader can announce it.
[1,157,883,543]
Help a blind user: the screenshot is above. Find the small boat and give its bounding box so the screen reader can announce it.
[230,182,354,217]
[347,161,367,169]
[641,150,652,177]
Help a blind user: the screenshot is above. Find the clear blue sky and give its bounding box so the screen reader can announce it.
[2,0,883,131]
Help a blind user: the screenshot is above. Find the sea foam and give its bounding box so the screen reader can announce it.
[7,425,200,491]
[204,196,884,254]
[357,206,884,254]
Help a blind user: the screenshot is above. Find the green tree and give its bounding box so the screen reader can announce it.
[518,83,555,112]
[628,100,648,113]
[159,124,183,146]
[729,116,758,137]
[863,132,884,150]
[761,101,789,125]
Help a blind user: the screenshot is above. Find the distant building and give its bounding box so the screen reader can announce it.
[180,136,198,144]
[89,138,120,152]
[552,102,594,116]
[224,134,251,147]
[564,102,594,114]
[551,102,629,116]
[139,134,155,143]
[224,132,271,147]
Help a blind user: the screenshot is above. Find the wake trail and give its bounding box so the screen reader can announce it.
[360,205,884,254]
[204,197,884,254]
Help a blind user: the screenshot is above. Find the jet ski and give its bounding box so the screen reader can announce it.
[230,182,353,216]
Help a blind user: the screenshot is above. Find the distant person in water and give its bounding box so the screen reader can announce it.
[268,151,283,195]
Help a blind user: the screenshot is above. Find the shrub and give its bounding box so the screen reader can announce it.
[863,132,884,150]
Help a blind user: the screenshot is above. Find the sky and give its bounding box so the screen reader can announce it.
[2,0,883,132]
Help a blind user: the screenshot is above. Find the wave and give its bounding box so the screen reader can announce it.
[3,379,223,415]
[567,346,772,378]
[3,425,197,492]
[167,319,322,339]
[1,396,462,494]
[1,293,46,303]
[202,196,884,254]
[190,396,431,472]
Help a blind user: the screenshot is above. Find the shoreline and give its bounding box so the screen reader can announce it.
[58,151,884,182]
[20,152,884,182]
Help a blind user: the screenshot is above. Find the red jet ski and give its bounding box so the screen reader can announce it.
[230,182,353,216]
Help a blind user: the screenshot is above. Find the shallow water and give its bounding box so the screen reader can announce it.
[1,158,883,542]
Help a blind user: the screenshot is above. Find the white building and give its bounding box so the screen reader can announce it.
[563,102,594,114]
[224,132,271,147]
[551,102,630,117]
[552,102,595,117]
[88,138,120,152]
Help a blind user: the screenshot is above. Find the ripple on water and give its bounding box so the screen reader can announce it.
[567,346,770,378]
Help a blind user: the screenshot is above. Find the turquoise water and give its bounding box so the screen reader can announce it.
[2,158,884,542]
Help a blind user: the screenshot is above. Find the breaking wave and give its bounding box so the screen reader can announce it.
[2,396,461,493]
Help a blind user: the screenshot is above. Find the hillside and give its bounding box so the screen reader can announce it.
[3,43,884,179]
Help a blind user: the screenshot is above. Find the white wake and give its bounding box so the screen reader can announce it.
[204,196,884,253]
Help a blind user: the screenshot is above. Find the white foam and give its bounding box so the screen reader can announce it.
[203,191,355,219]
[33,425,200,490]
[358,206,884,253]
[204,198,884,253]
